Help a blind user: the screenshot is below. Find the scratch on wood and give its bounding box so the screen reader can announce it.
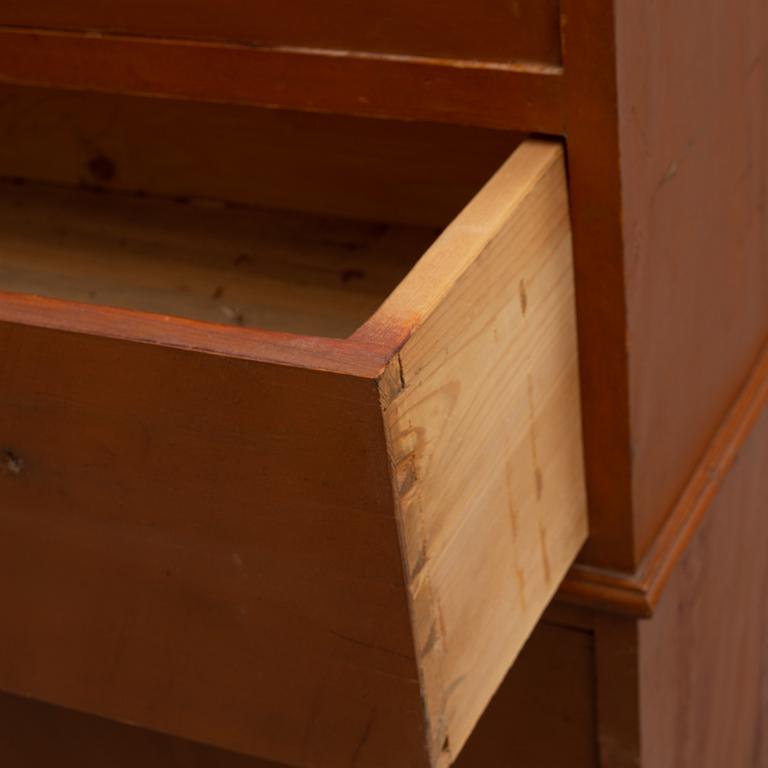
[351,708,377,766]
[660,160,678,187]
[329,630,414,663]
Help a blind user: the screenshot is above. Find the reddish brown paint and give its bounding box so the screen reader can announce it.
[0,1,562,66]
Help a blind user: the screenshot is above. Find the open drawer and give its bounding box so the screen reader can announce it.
[0,95,586,767]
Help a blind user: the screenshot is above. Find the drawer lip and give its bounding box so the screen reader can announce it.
[0,140,563,380]
[0,290,391,378]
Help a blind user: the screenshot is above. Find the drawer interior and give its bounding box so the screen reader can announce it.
[0,181,435,338]
[0,86,523,339]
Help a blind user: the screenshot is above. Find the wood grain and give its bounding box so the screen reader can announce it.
[0,324,427,766]
[379,142,587,762]
[0,0,562,66]
[0,84,524,227]
[0,178,432,338]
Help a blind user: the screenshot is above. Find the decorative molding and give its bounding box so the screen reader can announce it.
[559,342,768,618]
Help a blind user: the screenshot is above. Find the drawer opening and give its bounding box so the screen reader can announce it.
[0,180,437,338]
[0,86,524,339]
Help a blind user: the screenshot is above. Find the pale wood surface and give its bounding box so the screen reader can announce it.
[379,143,588,763]
[0,180,431,338]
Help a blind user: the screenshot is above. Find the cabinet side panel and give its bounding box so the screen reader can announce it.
[381,145,588,763]
[0,321,426,767]
[638,407,768,767]
[616,0,768,560]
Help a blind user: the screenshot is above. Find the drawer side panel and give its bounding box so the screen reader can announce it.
[380,143,588,763]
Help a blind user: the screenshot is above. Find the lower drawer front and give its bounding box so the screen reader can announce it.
[0,140,586,766]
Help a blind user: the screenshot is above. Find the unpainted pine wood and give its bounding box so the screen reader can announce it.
[637,406,768,768]
[378,142,588,762]
[0,0,562,65]
[0,29,565,132]
[0,323,429,767]
[0,179,432,338]
[0,84,523,228]
[615,0,768,561]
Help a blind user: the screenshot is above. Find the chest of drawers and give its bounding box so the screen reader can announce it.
[0,2,766,766]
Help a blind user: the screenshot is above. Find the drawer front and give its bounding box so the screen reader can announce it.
[0,322,428,766]
[0,1,561,66]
